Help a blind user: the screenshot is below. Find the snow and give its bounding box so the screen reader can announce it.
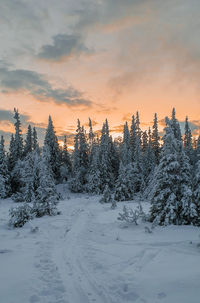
[0,192,200,303]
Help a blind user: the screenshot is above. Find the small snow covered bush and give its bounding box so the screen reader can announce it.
[9,204,34,228]
[99,184,112,203]
[33,197,59,218]
[118,203,147,225]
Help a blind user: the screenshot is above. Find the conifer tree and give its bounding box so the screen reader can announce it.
[150,117,197,225]
[152,113,160,164]
[8,134,15,171]
[70,120,89,192]
[32,127,39,151]
[13,108,23,162]
[24,125,32,157]
[99,119,114,191]
[184,116,194,164]
[60,136,72,181]
[130,115,136,159]
[86,138,101,194]
[33,146,59,217]
[44,115,61,180]
[121,122,131,166]
[0,136,10,198]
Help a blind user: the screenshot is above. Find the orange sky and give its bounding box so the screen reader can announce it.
[0,0,200,144]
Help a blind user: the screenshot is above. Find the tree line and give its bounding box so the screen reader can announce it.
[0,108,200,226]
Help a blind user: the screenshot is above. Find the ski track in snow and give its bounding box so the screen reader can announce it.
[0,195,200,303]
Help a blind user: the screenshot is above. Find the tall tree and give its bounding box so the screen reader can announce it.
[32,127,39,151]
[152,113,160,164]
[24,125,32,157]
[13,108,23,162]
[121,122,131,166]
[99,119,114,191]
[184,116,194,164]
[0,136,10,198]
[60,136,72,181]
[44,115,61,180]
[150,117,197,225]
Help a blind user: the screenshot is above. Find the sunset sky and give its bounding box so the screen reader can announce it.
[0,0,200,145]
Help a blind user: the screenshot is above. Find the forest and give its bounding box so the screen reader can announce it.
[0,108,199,228]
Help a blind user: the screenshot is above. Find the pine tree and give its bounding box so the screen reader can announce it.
[150,117,197,225]
[99,119,114,191]
[24,125,32,157]
[152,113,160,164]
[150,118,181,225]
[121,122,131,166]
[130,115,136,159]
[60,135,72,181]
[184,116,194,165]
[86,139,101,194]
[32,127,39,151]
[70,120,89,192]
[193,148,200,226]
[114,162,134,201]
[44,115,61,180]
[33,146,59,217]
[135,111,141,145]
[143,128,155,185]
[0,136,10,198]
[13,108,23,162]
[142,130,148,153]
[8,134,15,171]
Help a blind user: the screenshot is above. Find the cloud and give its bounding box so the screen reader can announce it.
[0,67,92,107]
[38,33,91,61]
[0,109,30,124]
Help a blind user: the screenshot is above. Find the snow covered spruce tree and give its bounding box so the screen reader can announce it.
[98,119,115,192]
[86,137,102,194]
[60,136,72,181]
[33,146,59,217]
[0,136,10,198]
[150,116,197,226]
[44,115,61,181]
[193,145,200,225]
[69,120,89,192]
[9,109,24,193]
[23,124,33,157]
[152,113,160,164]
[184,116,194,165]
[114,122,133,201]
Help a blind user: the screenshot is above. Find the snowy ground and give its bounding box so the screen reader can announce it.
[0,187,200,303]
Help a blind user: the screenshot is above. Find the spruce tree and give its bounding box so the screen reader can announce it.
[152,113,160,164]
[70,120,89,192]
[184,116,194,165]
[99,119,114,191]
[130,115,136,159]
[86,138,101,194]
[150,117,197,225]
[0,136,10,198]
[13,108,23,162]
[33,146,59,217]
[44,115,61,180]
[121,122,131,166]
[32,127,39,151]
[60,136,72,181]
[24,125,32,157]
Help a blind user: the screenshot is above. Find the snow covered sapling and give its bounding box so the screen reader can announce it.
[118,203,146,225]
[9,204,34,228]
[118,205,139,225]
[99,184,112,203]
[111,199,117,209]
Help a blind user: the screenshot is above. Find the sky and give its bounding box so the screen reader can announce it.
[0,0,200,146]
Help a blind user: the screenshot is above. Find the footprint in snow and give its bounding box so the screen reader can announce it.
[157,292,167,299]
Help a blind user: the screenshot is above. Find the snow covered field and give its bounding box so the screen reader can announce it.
[0,189,200,303]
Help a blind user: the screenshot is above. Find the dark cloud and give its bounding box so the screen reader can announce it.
[0,109,30,124]
[38,34,90,61]
[0,67,92,107]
